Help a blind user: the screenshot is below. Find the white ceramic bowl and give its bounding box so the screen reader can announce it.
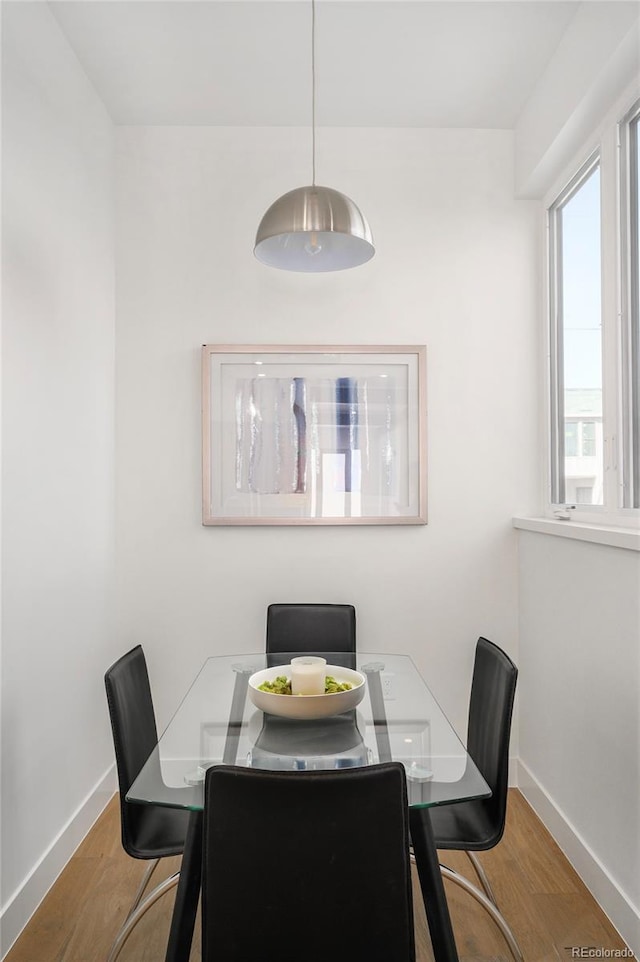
[247,664,366,720]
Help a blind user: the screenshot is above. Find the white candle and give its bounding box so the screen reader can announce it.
[290,656,326,696]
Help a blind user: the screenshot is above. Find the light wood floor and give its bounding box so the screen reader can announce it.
[5,790,631,962]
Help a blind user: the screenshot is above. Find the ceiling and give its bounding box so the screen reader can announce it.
[49,0,583,128]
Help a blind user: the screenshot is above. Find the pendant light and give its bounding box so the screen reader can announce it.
[254,0,374,272]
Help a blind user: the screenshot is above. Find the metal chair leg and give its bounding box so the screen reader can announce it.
[466,850,498,906]
[439,864,525,962]
[125,858,160,921]
[107,871,180,962]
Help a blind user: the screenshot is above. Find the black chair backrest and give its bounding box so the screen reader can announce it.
[266,603,356,655]
[104,645,158,858]
[202,763,415,962]
[467,636,518,837]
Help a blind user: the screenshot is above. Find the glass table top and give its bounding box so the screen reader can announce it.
[127,652,490,811]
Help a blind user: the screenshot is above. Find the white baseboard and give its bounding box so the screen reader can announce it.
[517,759,640,956]
[509,752,518,787]
[0,764,116,959]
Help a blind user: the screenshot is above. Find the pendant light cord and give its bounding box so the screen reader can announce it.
[311,0,316,187]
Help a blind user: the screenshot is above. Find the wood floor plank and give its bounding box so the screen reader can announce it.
[4,855,105,962]
[61,857,144,962]
[4,789,633,962]
[500,792,580,896]
[73,797,122,860]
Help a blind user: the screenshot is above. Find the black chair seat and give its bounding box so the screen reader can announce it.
[105,645,190,860]
[410,637,522,962]
[430,797,504,852]
[125,803,191,860]
[420,637,517,854]
[105,645,189,962]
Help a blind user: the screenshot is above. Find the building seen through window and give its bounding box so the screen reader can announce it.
[563,389,602,505]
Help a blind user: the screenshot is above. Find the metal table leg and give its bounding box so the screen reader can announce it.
[163,810,202,962]
[364,661,459,962]
[164,665,250,962]
[410,805,460,962]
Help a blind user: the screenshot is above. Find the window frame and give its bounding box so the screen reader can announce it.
[619,98,640,509]
[544,86,640,528]
[547,151,602,508]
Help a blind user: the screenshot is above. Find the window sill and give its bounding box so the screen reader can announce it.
[512,516,640,552]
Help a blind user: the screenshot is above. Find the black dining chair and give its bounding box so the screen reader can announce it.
[104,645,191,962]
[411,636,522,961]
[266,603,356,662]
[201,763,415,962]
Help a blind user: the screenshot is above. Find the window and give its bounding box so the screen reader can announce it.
[548,155,603,506]
[564,420,599,459]
[582,421,596,457]
[546,92,640,525]
[565,422,578,457]
[575,486,594,504]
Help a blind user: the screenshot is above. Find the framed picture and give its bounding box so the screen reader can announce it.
[202,344,427,526]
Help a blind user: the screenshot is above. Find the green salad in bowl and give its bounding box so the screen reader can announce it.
[257,675,353,696]
[248,663,366,719]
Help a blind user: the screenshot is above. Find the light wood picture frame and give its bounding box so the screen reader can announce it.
[202,344,427,526]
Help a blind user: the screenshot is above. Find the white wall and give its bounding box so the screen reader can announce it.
[517,531,640,951]
[115,125,539,738]
[1,4,116,953]
[514,8,640,948]
[514,1,640,197]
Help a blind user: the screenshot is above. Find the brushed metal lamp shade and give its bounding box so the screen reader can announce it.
[254,184,374,272]
[254,0,374,273]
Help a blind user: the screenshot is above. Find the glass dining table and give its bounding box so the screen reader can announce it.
[127,652,490,962]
